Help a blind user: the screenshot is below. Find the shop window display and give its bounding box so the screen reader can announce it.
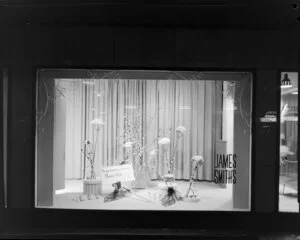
[35,70,252,211]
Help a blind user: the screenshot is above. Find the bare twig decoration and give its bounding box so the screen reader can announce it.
[37,79,50,126]
[81,118,106,179]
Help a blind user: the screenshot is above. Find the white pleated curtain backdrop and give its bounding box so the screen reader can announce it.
[63,80,85,179]
[78,79,216,181]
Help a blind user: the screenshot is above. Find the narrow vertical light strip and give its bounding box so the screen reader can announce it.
[3,69,8,208]
[156,80,160,179]
[298,73,300,211]
[83,81,88,179]
[248,74,252,211]
[171,80,176,177]
[35,70,39,207]
[211,81,216,181]
[213,81,217,178]
[80,81,84,179]
[202,81,207,180]
[142,80,146,167]
[188,80,194,180]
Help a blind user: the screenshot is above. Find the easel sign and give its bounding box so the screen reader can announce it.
[100,164,135,193]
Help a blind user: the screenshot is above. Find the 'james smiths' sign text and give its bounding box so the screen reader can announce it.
[214,154,237,184]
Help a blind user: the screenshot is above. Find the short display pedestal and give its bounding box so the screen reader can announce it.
[83,179,102,196]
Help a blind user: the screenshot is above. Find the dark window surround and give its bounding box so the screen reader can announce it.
[0,69,4,208]
[1,66,300,233]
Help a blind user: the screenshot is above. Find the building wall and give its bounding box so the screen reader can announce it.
[0,26,299,212]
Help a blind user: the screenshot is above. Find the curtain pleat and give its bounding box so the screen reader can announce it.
[64,80,84,179]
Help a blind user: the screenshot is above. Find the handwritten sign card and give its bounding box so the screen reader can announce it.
[101,164,135,186]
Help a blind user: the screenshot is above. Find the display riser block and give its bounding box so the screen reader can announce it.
[83,179,102,196]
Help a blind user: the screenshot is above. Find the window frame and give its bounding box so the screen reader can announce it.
[35,68,254,211]
[4,66,299,232]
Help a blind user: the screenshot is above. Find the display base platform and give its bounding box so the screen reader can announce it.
[52,180,243,211]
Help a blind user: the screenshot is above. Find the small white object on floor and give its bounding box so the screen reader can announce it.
[80,194,88,201]
[72,196,79,202]
[88,194,96,200]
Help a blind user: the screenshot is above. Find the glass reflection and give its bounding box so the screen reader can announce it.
[279,72,299,212]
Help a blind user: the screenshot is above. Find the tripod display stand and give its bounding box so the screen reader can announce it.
[183,156,204,202]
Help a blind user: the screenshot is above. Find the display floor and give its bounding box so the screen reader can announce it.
[279,175,298,212]
[52,180,248,211]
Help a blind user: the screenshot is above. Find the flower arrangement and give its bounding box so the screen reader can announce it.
[184,155,205,200]
[175,125,186,138]
[91,118,106,130]
[191,155,205,165]
[157,127,187,206]
[81,118,105,179]
[156,125,187,176]
[158,137,171,145]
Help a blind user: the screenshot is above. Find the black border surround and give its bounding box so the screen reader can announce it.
[0,1,300,238]
[2,66,299,233]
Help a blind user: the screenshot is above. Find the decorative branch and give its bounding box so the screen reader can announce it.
[238,86,251,130]
[82,118,106,179]
[37,79,50,126]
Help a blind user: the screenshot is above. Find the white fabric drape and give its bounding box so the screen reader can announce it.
[81,79,216,181]
[63,80,85,179]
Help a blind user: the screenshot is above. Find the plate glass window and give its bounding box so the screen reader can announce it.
[279,72,299,212]
[35,69,252,211]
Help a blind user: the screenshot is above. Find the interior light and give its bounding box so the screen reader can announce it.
[281,73,292,88]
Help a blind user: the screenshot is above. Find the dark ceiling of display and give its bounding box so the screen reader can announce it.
[0,0,299,29]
